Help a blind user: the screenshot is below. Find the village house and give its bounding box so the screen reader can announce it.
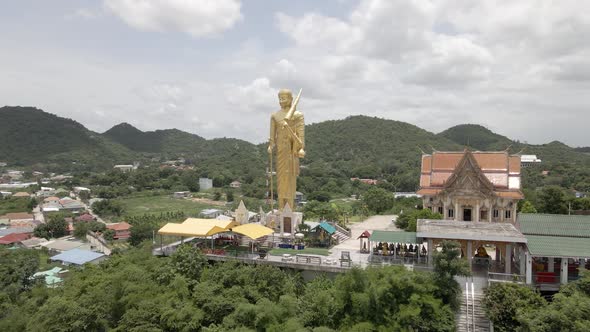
[105,222,132,240]
[12,191,31,198]
[230,181,242,188]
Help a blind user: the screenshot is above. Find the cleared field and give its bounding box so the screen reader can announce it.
[116,194,222,217]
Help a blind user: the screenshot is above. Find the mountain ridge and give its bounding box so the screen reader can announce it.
[2,107,589,174]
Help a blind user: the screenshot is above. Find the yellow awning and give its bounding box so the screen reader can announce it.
[182,218,239,230]
[158,218,239,237]
[231,224,274,240]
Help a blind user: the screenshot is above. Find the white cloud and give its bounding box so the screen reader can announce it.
[104,0,242,37]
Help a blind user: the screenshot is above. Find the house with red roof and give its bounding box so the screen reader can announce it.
[0,232,32,245]
[106,222,131,240]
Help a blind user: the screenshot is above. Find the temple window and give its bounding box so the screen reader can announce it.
[448,209,454,218]
[437,206,443,214]
[505,210,512,219]
[493,209,499,218]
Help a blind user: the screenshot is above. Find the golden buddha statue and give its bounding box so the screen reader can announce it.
[268,89,305,211]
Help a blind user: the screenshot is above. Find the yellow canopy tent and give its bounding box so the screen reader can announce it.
[230,224,274,240]
[157,218,239,237]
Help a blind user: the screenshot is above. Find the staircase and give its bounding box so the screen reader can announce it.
[456,282,491,332]
[331,223,352,243]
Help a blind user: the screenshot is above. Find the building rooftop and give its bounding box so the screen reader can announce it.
[518,213,590,238]
[50,249,105,265]
[41,238,89,252]
[526,235,590,258]
[417,150,523,198]
[417,219,527,243]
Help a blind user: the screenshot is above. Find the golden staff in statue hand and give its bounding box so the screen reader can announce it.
[281,89,305,158]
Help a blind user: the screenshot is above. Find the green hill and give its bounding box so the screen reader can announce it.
[438,124,512,151]
[438,125,590,167]
[2,107,589,192]
[0,106,136,170]
[103,123,205,154]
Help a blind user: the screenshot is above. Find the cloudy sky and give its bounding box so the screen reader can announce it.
[1,0,589,146]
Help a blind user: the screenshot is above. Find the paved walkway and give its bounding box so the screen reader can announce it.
[327,215,401,267]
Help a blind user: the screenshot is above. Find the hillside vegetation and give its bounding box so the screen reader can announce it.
[2,107,589,193]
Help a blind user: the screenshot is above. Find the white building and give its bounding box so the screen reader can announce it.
[199,178,213,191]
[114,165,135,172]
[520,155,542,167]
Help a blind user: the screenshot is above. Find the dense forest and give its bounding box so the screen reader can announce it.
[0,242,468,331]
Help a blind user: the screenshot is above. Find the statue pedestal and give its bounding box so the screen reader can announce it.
[265,209,302,238]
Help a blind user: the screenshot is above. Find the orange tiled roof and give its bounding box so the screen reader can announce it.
[106,222,131,231]
[419,150,522,198]
[495,191,524,199]
[417,188,441,195]
[13,192,31,197]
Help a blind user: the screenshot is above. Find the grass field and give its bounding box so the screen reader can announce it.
[269,248,331,256]
[115,194,222,217]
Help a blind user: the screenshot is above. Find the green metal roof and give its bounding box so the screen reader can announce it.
[518,213,590,238]
[369,230,417,244]
[525,235,590,258]
[313,221,336,235]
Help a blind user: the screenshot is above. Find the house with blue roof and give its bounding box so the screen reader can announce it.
[50,248,106,266]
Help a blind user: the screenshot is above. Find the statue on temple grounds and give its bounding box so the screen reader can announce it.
[268,88,305,211]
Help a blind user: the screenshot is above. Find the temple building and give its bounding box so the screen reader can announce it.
[418,150,523,222]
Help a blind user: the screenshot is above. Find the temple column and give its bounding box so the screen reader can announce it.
[455,202,460,221]
[513,204,518,223]
[488,208,493,223]
[443,203,449,220]
[526,252,532,284]
[475,203,480,222]
[467,240,473,270]
[519,248,525,275]
[500,209,505,222]
[561,259,569,284]
[548,258,555,273]
[505,244,512,274]
[427,239,433,267]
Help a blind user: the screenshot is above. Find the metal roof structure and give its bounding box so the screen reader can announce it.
[369,230,418,244]
[50,249,105,265]
[518,213,590,238]
[312,221,336,235]
[526,235,590,258]
[417,219,527,243]
[158,218,239,237]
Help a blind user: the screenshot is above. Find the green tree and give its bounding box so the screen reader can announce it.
[103,229,115,242]
[361,187,394,214]
[432,241,471,310]
[169,244,207,282]
[520,200,538,213]
[538,185,568,214]
[34,214,68,239]
[396,208,442,232]
[129,222,155,246]
[225,190,234,202]
[181,170,200,192]
[307,191,332,202]
[482,283,545,332]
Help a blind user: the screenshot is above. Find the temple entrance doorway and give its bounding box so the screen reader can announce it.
[283,217,292,233]
[464,208,472,221]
